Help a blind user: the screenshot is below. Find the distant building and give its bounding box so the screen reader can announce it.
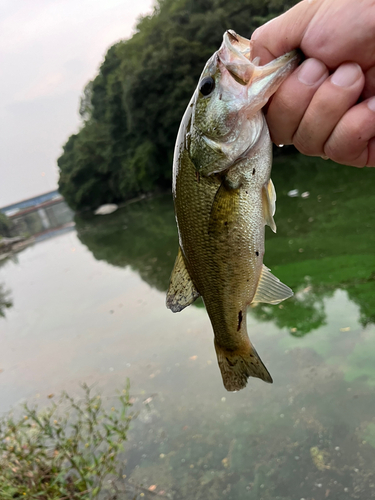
[0,190,74,238]
[0,190,61,216]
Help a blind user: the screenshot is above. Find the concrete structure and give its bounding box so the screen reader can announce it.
[0,190,61,216]
[0,191,74,238]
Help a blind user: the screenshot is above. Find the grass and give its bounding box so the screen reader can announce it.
[0,382,133,499]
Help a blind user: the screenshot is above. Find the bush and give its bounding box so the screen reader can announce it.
[0,382,133,499]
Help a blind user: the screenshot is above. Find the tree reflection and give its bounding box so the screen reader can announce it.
[75,155,375,337]
[253,284,328,337]
[0,283,12,318]
[75,195,178,292]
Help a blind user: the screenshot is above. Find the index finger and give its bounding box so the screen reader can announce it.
[251,0,320,64]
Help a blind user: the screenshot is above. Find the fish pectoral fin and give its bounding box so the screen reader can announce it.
[208,180,240,237]
[252,264,293,305]
[262,180,277,233]
[166,247,200,312]
[214,339,273,392]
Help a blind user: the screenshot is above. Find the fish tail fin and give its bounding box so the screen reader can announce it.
[214,340,273,392]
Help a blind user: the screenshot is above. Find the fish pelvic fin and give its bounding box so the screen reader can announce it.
[214,339,273,391]
[166,247,200,312]
[262,179,277,233]
[252,264,293,305]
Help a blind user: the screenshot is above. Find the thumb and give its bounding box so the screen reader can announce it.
[251,0,321,64]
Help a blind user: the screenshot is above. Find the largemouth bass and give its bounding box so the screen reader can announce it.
[166,30,299,392]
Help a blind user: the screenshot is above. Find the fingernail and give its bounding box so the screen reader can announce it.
[297,58,327,86]
[367,96,375,112]
[331,63,361,87]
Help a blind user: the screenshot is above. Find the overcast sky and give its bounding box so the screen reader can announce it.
[0,0,155,207]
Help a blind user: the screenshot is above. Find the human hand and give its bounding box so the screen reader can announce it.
[251,0,375,167]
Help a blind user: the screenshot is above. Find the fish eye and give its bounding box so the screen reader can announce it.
[199,76,215,97]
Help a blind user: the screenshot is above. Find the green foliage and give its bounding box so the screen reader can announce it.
[58,0,298,210]
[0,212,12,237]
[0,383,133,499]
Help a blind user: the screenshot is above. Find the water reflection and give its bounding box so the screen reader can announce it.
[75,196,178,292]
[0,282,12,318]
[2,155,375,500]
[75,156,375,336]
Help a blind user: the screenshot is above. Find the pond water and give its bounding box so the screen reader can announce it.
[1,155,375,499]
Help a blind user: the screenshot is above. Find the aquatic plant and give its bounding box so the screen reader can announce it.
[0,382,133,499]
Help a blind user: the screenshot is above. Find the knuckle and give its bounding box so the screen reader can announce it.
[324,143,343,162]
[324,122,364,163]
[293,133,317,156]
[324,140,366,167]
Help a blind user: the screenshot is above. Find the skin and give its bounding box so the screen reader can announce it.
[251,0,375,167]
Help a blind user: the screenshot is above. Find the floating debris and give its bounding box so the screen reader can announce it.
[287,189,299,197]
[94,204,118,215]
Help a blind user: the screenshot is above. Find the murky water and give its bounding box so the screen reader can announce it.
[1,155,375,499]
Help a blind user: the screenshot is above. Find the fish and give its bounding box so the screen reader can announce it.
[166,30,299,392]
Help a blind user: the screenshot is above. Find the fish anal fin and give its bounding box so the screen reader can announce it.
[208,181,240,237]
[252,264,293,305]
[262,180,276,233]
[166,247,200,312]
[215,339,273,391]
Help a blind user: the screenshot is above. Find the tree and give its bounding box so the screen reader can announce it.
[0,213,12,238]
[58,0,299,211]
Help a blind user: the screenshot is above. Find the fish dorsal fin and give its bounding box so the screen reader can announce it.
[262,179,276,233]
[252,264,293,304]
[166,247,200,312]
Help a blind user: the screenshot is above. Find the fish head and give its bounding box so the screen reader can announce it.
[188,30,300,176]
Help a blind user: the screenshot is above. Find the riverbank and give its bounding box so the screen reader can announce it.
[0,236,34,261]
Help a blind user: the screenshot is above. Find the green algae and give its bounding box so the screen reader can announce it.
[362,423,375,448]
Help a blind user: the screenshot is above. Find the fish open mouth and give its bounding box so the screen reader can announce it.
[218,30,253,85]
[225,30,252,61]
[219,30,300,87]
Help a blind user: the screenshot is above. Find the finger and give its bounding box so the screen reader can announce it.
[324,97,375,167]
[252,0,375,70]
[293,63,364,156]
[266,58,328,146]
[251,0,321,64]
